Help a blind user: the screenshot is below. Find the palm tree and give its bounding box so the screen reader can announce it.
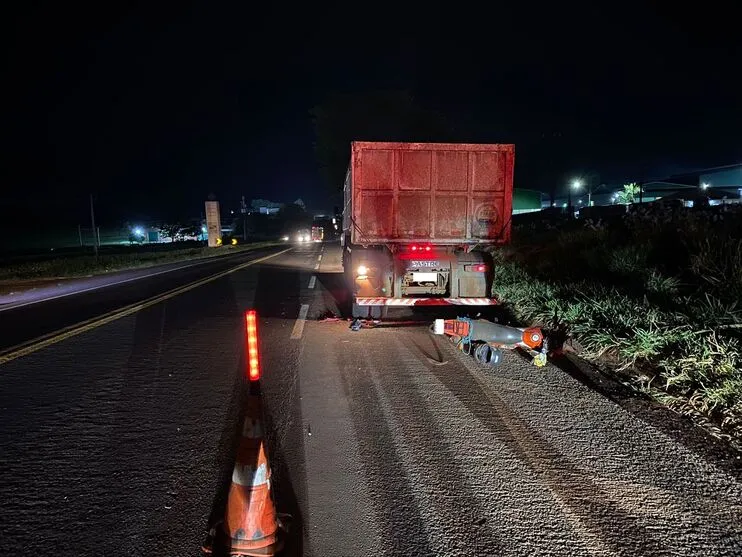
[616,182,640,204]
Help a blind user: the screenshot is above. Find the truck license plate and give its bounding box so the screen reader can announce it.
[409,260,440,269]
[412,272,438,283]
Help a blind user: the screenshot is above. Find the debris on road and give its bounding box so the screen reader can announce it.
[317,309,342,322]
[433,317,548,367]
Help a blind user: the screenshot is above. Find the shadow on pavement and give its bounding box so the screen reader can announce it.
[549,353,742,478]
[314,271,351,317]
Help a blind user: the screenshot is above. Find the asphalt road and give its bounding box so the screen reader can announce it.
[0,244,284,351]
[1,242,741,556]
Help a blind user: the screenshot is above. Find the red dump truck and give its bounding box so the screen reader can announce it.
[342,141,515,318]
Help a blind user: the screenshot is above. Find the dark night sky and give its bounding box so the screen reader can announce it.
[3,1,740,227]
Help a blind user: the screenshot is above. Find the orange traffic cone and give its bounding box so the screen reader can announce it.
[222,394,284,556]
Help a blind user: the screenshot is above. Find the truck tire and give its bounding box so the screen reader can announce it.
[352,303,388,319]
[371,305,387,320]
[352,303,369,319]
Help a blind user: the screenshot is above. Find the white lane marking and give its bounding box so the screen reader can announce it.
[0,246,284,313]
[308,276,316,289]
[290,304,310,339]
[317,254,322,261]
[314,263,319,270]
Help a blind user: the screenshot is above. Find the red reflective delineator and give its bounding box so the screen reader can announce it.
[245,310,261,381]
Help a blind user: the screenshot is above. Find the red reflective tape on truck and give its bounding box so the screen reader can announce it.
[245,310,261,381]
[355,298,496,306]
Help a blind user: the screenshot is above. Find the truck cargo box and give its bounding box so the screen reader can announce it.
[343,142,514,245]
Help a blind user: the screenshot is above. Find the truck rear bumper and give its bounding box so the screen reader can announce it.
[355,297,496,306]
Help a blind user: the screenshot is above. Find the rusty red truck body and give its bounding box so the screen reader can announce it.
[342,141,515,318]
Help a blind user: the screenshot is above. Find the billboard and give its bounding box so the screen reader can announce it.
[205,201,222,247]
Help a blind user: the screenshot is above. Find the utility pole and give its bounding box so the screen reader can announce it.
[241,195,247,241]
[567,188,572,217]
[89,193,98,260]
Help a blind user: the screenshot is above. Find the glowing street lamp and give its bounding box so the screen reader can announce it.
[701,182,710,190]
[572,179,593,206]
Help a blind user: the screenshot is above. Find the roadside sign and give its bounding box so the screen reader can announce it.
[205,201,222,247]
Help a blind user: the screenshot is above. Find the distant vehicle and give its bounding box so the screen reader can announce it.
[311,226,324,242]
[342,141,515,318]
[295,229,310,243]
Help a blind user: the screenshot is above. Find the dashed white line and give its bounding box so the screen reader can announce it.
[314,263,320,270]
[308,276,317,289]
[317,254,322,261]
[290,304,310,339]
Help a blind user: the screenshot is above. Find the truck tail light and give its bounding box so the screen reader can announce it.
[409,244,432,252]
[245,310,261,381]
[464,264,487,272]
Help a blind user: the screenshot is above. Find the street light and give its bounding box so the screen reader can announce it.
[567,179,581,216]
[572,179,592,206]
[701,182,710,190]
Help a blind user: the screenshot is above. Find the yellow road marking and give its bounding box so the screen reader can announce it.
[0,248,291,365]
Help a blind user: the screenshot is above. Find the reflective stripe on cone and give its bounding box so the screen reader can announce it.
[222,394,284,556]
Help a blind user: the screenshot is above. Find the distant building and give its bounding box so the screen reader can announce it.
[538,163,742,211]
[646,164,742,206]
[250,199,283,215]
[512,189,543,214]
[699,164,742,192]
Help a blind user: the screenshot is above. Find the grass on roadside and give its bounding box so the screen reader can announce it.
[488,205,742,447]
[0,241,282,282]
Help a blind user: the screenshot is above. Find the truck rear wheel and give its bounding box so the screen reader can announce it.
[351,303,387,319]
[351,303,368,319]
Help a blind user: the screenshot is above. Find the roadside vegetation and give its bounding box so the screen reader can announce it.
[0,241,281,282]
[490,203,742,448]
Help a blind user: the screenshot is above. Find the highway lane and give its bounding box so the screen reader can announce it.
[265,245,742,556]
[0,244,286,354]
[0,243,320,555]
[1,241,741,556]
